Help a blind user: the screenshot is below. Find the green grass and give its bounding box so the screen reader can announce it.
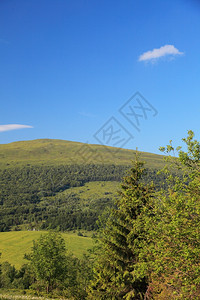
[50,180,120,206]
[71,181,120,199]
[0,139,165,169]
[0,231,93,269]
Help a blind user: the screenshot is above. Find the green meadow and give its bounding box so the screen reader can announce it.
[0,138,165,169]
[0,231,93,269]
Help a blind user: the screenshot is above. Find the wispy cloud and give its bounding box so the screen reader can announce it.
[0,124,33,132]
[139,44,184,62]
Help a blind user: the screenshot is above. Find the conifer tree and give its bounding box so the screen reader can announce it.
[87,155,154,299]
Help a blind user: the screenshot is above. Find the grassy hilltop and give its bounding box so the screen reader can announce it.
[0,138,164,168]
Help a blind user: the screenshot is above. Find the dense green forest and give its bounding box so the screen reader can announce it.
[0,163,167,232]
[1,131,200,299]
[0,139,167,232]
[0,163,127,231]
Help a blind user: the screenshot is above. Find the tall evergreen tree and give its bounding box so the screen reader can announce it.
[88,155,155,299]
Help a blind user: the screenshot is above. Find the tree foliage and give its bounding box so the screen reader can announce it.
[24,231,93,298]
[88,155,155,299]
[88,131,200,299]
[26,232,67,293]
[146,130,200,299]
[0,164,129,232]
[0,163,166,232]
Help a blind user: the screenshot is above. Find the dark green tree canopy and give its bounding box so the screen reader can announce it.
[88,156,155,299]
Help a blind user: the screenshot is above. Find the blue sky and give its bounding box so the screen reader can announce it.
[0,0,200,154]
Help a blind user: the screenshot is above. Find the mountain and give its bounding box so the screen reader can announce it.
[0,138,164,168]
[0,139,166,232]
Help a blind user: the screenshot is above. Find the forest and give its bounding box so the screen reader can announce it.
[0,163,167,232]
[0,131,200,299]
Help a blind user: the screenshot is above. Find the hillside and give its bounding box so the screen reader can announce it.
[0,139,167,232]
[0,138,164,168]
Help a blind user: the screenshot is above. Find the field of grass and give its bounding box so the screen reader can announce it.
[49,180,120,207]
[0,231,93,269]
[0,138,165,169]
[67,180,120,199]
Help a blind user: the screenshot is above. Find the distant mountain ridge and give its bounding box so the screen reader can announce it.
[0,138,165,169]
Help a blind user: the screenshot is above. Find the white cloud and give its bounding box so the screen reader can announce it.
[0,124,33,132]
[139,44,184,62]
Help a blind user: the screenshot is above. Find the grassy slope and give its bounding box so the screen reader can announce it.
[0,139,165,169]
[0,139,165,269]
[0,231,93,269]
[0,182,118,269]
[45,180,120,207]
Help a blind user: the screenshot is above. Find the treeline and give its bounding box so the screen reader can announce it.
[0,164,168,232]
[0,164,128,204]
[0,260,92,299]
